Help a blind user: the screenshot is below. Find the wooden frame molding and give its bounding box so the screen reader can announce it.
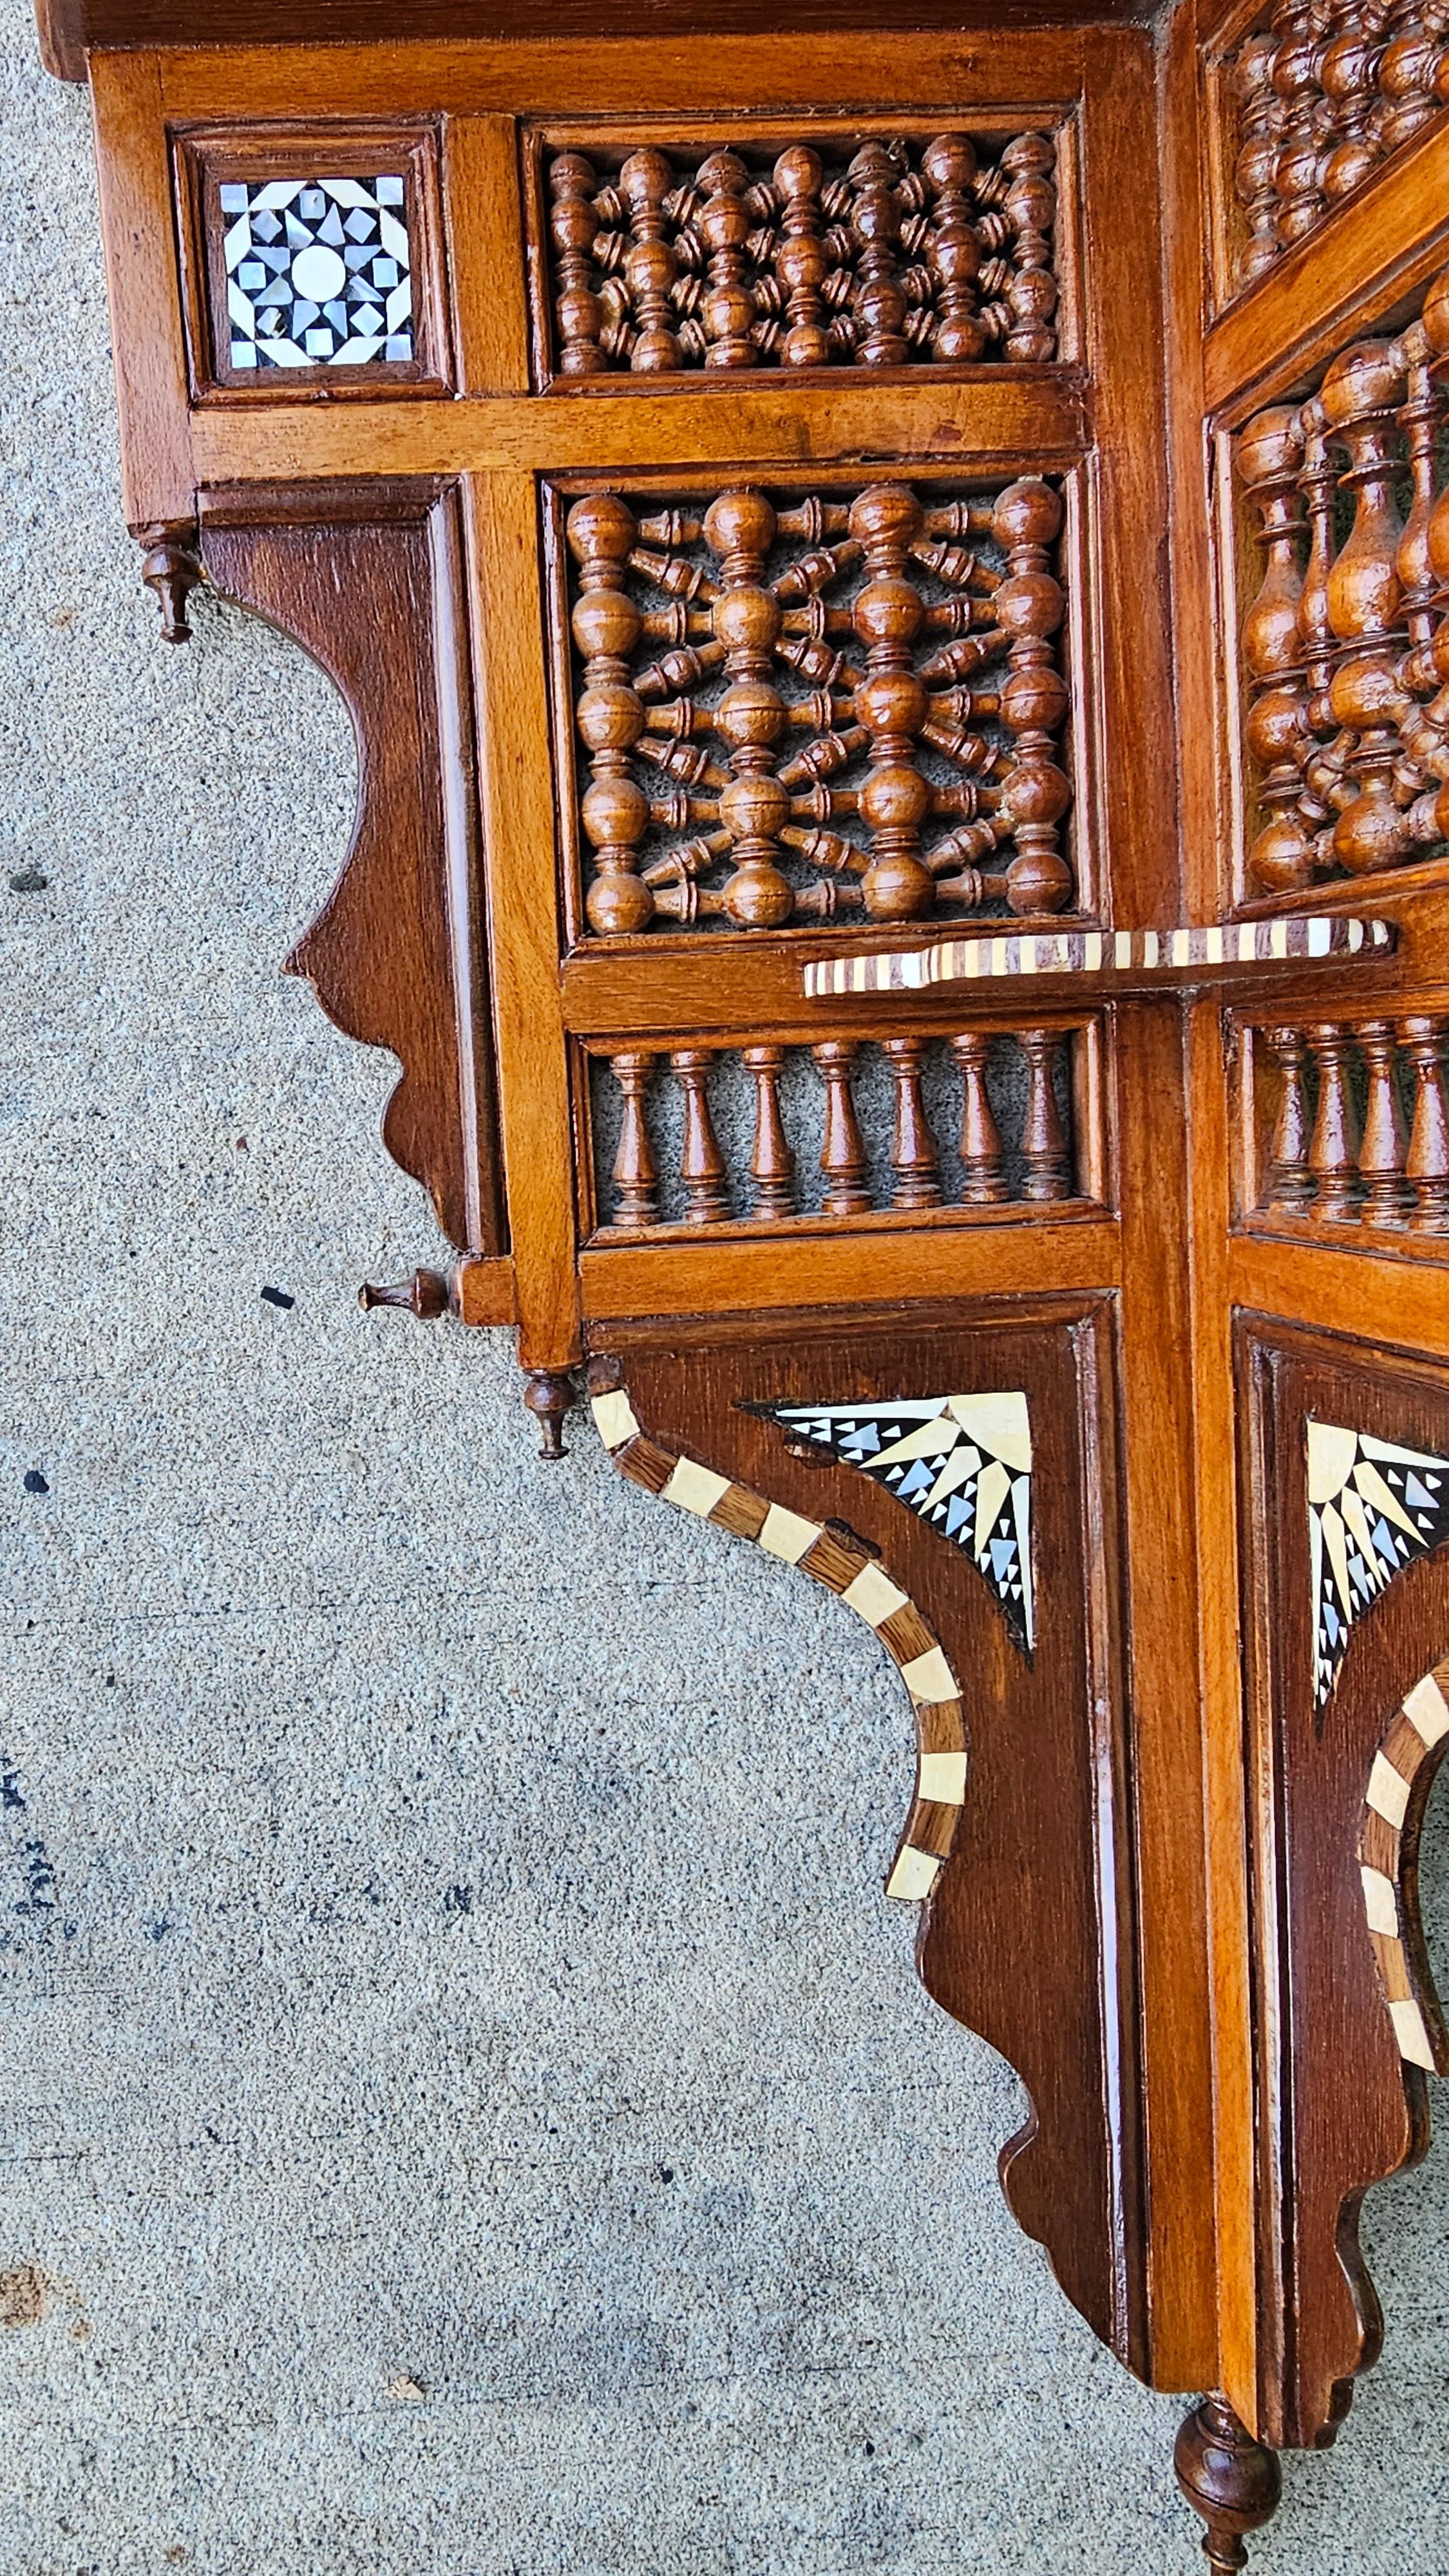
[39,0,1449,2559]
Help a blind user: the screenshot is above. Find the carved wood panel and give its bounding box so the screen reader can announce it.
[586,1297,1150,2374]
[1242,1321,1449,2448]
[527,120,1064,381]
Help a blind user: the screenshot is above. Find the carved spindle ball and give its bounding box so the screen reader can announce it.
[849,482,924,553]
[714,677,787,753]
[999,662,1069,735]
[566,491,638,567]
[550,197,598,258]
[992,476,1063,551]
[571,587,643,664]
[1245,682,1308,770]
[1235,405,1304,498]
[859,761,931,834]
[1004,845,1073,913]
[581,770,650,851]
[774,143,823,201]
[719,770,791,842]
[853,577,925,652]
[585,868,656,936]
[922,133,978,194]
[711,585,779,659]
[1319,337,1405,435]
[855,668,929,738]
[550,150,597,198]
[993,567,1066,642]
[720,860,795,927]
[999,756,1072,832]
[618,146,675,213]
[703,488,777,565]
[861,849,936,917]
[576,683,646,753]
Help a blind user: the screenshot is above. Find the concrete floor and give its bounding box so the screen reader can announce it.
[3,13,1449,2568]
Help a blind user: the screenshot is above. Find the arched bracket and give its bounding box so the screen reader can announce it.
[588,1361,969,1901]
[1358,1659,1449,2073]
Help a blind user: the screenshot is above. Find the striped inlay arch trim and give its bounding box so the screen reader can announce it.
[589,1378,967,1905]
[1359,1660,1449,2072]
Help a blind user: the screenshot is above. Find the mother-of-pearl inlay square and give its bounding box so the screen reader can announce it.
[220,175,413,368]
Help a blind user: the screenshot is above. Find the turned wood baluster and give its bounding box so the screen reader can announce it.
[1019,1029,1072,1200]
[1233,28,1286,285]
[999,132,1059,362]
[1357,1019,1412,1220]
[609,1051,659,1226]
[696,150,756,368]
[1320,337,1412,875]
[1320,0,1390,200]
[1237,408,1313,890]
[846,140,909,366]
[567,493,654,934]
[849,484,934,921]
[882,1036,943,1208]
[813,1040,873,1213]
[701,489,795,928]
[1294,395,1352,867]
[547,153,607,374]
[1400,1015,1449,1227]
[773,145,833,368]
[1376,0,1448,148]
[1307,1023,1363,1215]
[743,1045,797,1217]
[921,135,986,363]
[1271,0,1330,249]
[619,147,681,372]
[668,1049,731,1222]
[951,1031,1009,1202]
[1264,1025,1314,1209]
[991,479,1073,915]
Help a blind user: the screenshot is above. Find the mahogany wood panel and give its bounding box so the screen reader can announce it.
[199,480,503,1255]
[38,0,1150,89]
[586,1298,1155,2374]
[1241,1323,1449,2447]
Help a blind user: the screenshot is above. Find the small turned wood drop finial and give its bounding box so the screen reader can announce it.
[138,524,204,643]
[1175,2396,1282,2571]
[524,1369,578,1459]
[358,1268,451,1318]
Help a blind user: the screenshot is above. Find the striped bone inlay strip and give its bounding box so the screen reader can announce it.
[802,914,1394,999]
[1359,1663,1449,2072]
[590,1383,966,1904]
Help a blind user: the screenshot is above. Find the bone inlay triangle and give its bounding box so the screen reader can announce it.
[753,1393,1034,1652]
[1307,1419,1449,1710]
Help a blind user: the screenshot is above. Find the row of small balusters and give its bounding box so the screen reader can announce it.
[1259,1018,1449,1225]
[1230,1,1449,292]
[592,1030,1076,1229]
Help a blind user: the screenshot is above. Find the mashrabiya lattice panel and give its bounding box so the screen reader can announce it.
[542,129,1058,377]
[1307,1419,1449,1709]
[566,478,1073,936]
[755,1392,1034,1653]
[220,175,413,369]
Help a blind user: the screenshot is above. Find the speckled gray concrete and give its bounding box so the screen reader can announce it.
[3,19,1449,2573]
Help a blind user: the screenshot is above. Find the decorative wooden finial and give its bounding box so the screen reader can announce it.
[138,523,203,642]
[358,1268,451,1318]
[524,1368,578,1459]
[1175,2396,1282,2571]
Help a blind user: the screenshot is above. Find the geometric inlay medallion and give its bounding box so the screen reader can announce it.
[753,1392,1034,1653]
[220,176,413,368]
[1307,1419,1449,1710]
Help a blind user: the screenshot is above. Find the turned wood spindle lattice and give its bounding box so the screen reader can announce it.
[564,478,1074,935]
[541,128,1059,377]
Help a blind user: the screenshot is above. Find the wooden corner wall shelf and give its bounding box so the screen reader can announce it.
[40,0,1449,2557]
